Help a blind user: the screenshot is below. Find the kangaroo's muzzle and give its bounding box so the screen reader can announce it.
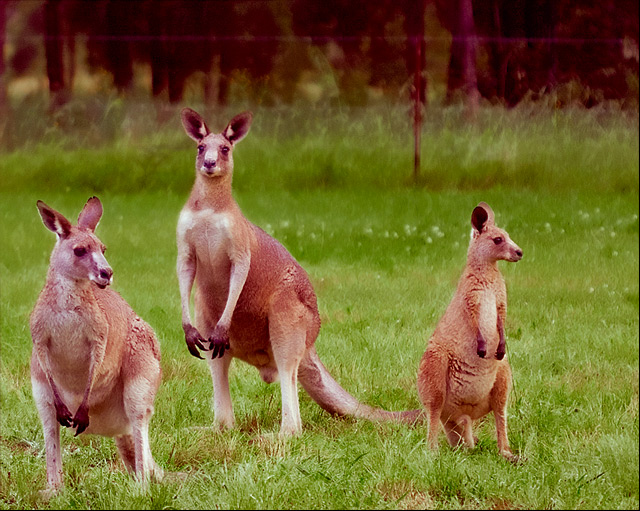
[93,267,113,289]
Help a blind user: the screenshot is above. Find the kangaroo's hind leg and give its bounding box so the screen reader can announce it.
[122,342,163,485]
[269,293,308,437]
[417,348,448,450]
[207,352,235,429]
[196,305,236,430]
[115,434,136,474]
[490,363,517,462]
[123,378,163,485]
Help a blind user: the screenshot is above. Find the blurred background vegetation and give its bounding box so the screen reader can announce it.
[0,0,638,151]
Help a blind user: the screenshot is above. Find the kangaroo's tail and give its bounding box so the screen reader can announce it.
[297,346,424,425]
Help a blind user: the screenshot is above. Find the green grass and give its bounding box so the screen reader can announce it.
[0,102,638,509]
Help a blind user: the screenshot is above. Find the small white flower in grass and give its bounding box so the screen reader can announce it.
[431,225,444,238]
[280,220,290,228]
[589,287,595,293]
[310,232,316,239]
[610,231,616,238]
[613,250,619,256]
[545,222,552,232]
[364,227,373,235]
[426,236,433,244]
[404,224,417,236]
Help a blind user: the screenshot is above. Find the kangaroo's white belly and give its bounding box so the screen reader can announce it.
[178,208,235,273]
[478,290,498,344]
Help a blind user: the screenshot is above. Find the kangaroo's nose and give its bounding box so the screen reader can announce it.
[203,159,216,169]
[100,268,113,281]
[515,249,523,258]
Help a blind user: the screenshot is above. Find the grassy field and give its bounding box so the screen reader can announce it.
[0,101,638,509]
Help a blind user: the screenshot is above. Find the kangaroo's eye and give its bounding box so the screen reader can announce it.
[220,146,230,155]
[493,237,503,245]
[197,145,205,154]
[74,247,87,257]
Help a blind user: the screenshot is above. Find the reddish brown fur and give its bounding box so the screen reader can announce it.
[177,108,421,436]
[416,202,522,461]
[30,197,162,495]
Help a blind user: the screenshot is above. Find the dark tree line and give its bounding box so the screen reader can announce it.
[1,0,638,111]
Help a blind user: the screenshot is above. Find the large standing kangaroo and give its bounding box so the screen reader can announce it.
[176,108,421,435]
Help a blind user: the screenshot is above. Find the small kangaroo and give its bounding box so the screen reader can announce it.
[30,197,163,494]
[417,202,522,461]
[177,108,421,436]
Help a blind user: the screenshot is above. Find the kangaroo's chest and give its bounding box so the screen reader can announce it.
[44,307,97,390]
[179,208,235,269]
[477,289,498,337]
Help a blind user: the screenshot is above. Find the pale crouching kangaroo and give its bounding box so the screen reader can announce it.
[177,108,421,436]
[417,202,522,461]
[30,197,163,495]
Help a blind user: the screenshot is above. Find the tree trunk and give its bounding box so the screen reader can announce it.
[0,0,9,148]
[446,0,479,117]
[461,0,479,117]
[405,0,427,106]
[44,0,68,111]
[106,0,133,94]
[149,2,168,98]
[403,0,427,181]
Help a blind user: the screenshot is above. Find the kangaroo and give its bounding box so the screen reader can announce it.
[416,202,522,461]
[30,197,163,495]
[177,108,421,436]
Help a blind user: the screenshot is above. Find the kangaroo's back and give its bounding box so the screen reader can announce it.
[249,224,320,316]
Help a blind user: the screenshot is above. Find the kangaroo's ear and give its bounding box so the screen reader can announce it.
[181,108,210,142]
[478,202,495,224]
[78,196,103,232]
[471,203,491,234]
[37,200,72,239]
[223,111,253,144]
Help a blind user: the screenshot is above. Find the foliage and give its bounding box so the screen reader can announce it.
[3,0,638,106]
